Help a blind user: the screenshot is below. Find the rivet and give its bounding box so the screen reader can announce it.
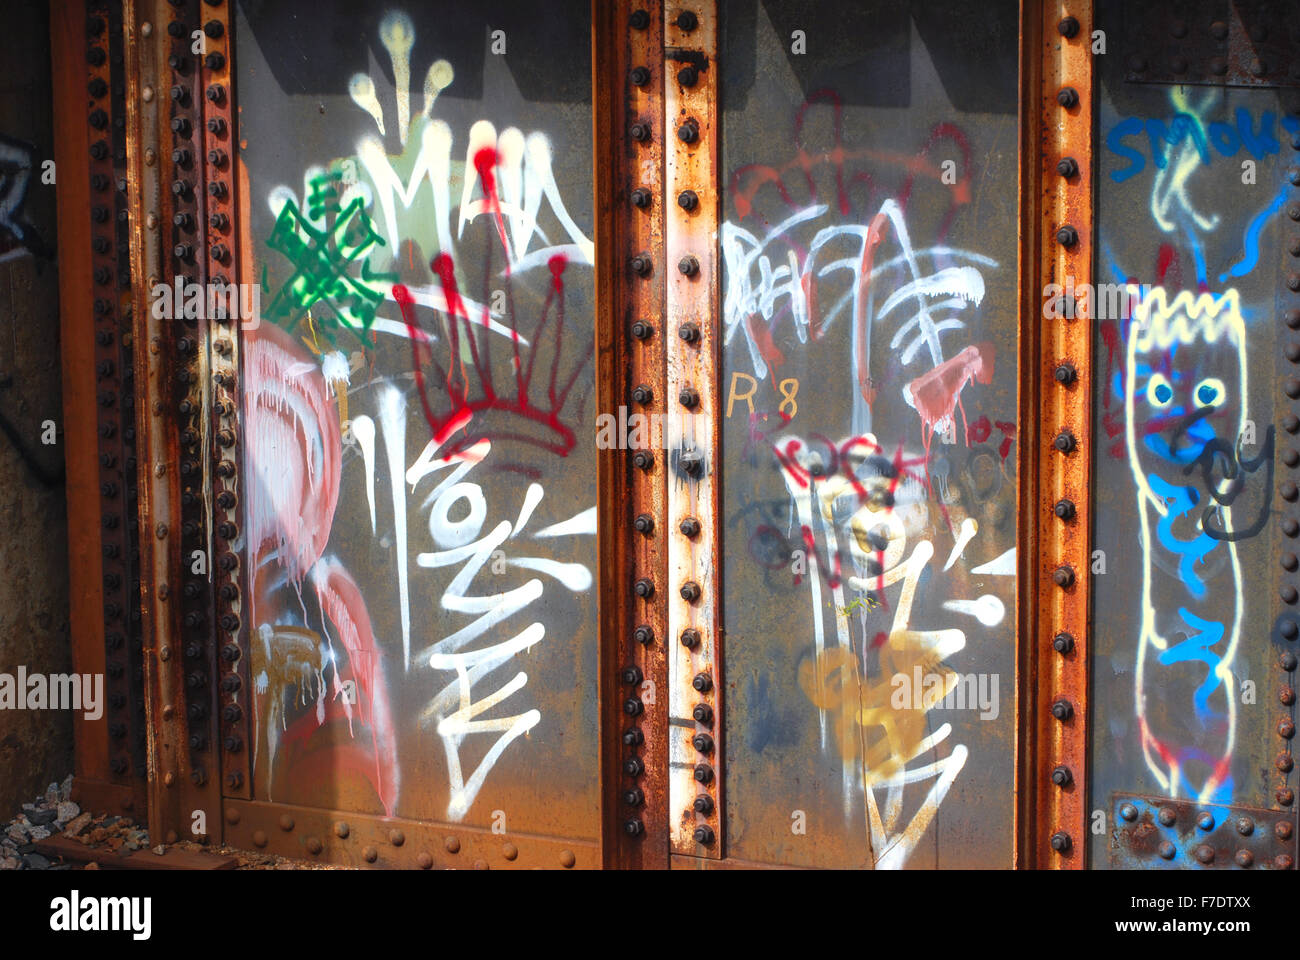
[473,860,488,870]
[1051,765,1072,786]
[560,849,576,868]
[445,836,460,854]
[1209,20,1228,40]
[155,523,168,539]
[154,463,166,477]
[363,846,378,863]
[1056,87,1079,109]
[1052,564,1075,589]
[1057,16,1078,38]
[164,830,178,845]
[1277,753,1294,773]
[1158,840,1176,859]
[389,830,405,847]
[252,830,267,847]
[225,807,240,824]
[1054,498,1076,520]
[1051,699,1073,721]
[1050,832,1071,853]
[1279,788,1295,807]
[1280,717,1296,739]
[334,821,349,838]
[141,22,153,37]
[164,771,175,787]
[1236,816,1255,836]
[502,843,518,861]
[1194,844,1215,864]
[279,815,295,831]
[1283,651,1298,671]
[1277,820,1294,841]
[306,837,322,855]
[1119,803,1138,822]
[1157,806,1177,827]
[417,852,433,869]
[162,704,174,719]
[1197,812,1215,831]
[1171,56,1188,74]
[1276,854,1296,869]
[1284,553,1299,572]
[1235,849,1254,868]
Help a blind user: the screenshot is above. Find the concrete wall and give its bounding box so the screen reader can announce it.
[0,0,72,814]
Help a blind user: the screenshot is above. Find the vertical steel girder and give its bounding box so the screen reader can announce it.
[1017,0,1094,869]
[597,0,671,869]
[53,0,150,821]
[663,0,720,860]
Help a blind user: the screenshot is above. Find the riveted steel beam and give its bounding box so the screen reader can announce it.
[1017,0,1094,869]
[663,0,720,859]
[191,0,252,804]
[1110,794,1296,869]
[1277,88,1300,825]
[223,800,598,870]
[53,0,149,820]
[596,0,670,870]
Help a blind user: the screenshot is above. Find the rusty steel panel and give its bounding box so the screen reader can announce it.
[231,0,601,858]
[222,798,596,869]
[1109,794,1296,869]
[54,0,151,818]
[1120,3,1300,89]
[595,0,670,868]
[664,0,722,859]
[1026,0,1094,869]
[1087,0,1299,871]
[716,0,1021,869]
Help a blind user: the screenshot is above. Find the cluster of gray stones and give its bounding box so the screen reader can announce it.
[0,776,149,870]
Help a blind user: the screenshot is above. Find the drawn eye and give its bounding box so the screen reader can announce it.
[1146,373,1173,407]
[1194,378,1226,408]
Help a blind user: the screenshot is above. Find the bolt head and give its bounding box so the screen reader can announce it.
[1197,812,1215,831]
[1051,765,1072,786]
[1050,832,1071,853]
[693,825,715,845]
[1057,16,1079,38]
[1157,806,1177,827]
[680,517,701,537]
[633,625,654,645]
[1158,840,1176,860]
[1235,849,1254,868]
[677,190,698,211]
[1119,803,1138,822]
[680,628,700,648]
[693,763,713,784]
[1052,632,1075,654]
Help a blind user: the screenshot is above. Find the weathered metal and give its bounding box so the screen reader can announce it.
[53,0,149,820]
[664,0,721,860]
[597,0,670,869]
[1020,0,1094,870]
[1110,794,1298,870]
[1120,3,1300,89]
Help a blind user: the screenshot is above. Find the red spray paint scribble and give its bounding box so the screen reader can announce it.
[993,420,1016,460]
[394,250,586,459]
[906,342,996,457]
[473,146,510,254]
[731,90,972,234]
[966,414,992,445]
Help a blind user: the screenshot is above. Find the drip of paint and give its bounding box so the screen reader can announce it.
[348,74,385,135]
[350,415,377,535]
[378,12,415,145]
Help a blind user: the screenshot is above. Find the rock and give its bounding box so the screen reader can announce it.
[0,856,19,870]
[59,775,72,802]
[63,812,93,837]
[83,861,99,870]
[28,827,50,841]
[152,845,165,856]
[56,801,79,824]
[44,783,59,806]
[5,827,27,844]
[23,853,51,870]
[26,808,57,827]
[15,843,35,855]
[101,816,119,828]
